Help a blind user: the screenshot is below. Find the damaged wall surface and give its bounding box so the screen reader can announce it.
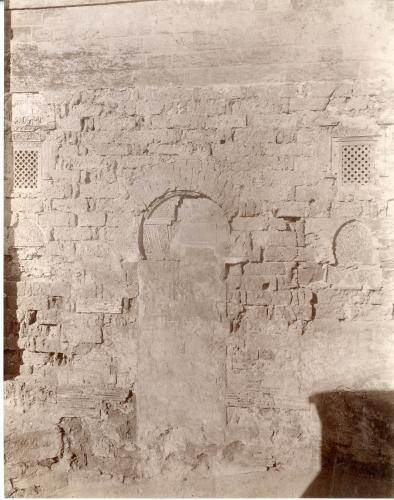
[4,0,394,497]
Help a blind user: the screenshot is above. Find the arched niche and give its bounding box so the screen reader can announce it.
[137,191,231,456]
[10,218,45,249]
[333,220,375,266]
[329,220,381,291]
[139,190,231,261]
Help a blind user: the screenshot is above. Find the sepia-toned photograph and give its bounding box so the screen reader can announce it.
[3,0,394,497]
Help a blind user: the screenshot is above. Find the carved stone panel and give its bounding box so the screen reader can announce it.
[11,93,55,132]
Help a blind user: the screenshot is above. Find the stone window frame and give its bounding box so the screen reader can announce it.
[331,136,380,189]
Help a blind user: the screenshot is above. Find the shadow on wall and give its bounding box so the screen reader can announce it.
[4,151,24,381]
[4,10,24,381]
[4,218,24,381]
[303,391,394,498]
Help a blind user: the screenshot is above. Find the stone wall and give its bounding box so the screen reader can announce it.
[4,0,394,496]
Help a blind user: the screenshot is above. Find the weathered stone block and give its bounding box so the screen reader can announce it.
[39,212,76,227]
[231,216,269,231]
[298,263,324,285]
[79,182,120,199]
[265,230,297,247]
[244,262,287,275]
[206,113,247,128]
[54,227,96,241]
[52,198,89,212]
[247,290,291,306]
[295,184,334,203]
[75,241,110,258]
[76,298,123,314]
[78,212,106,227]
[289,97,329,112]
[5,428,62,465]
[9,198,44,213]
[12,469,68,495]
[329,267,383,291]
[269,217,288,231]
[46,241,75,257]
[61,314,103,345]
[264,246,298,262]
[276,202,307,218]
[296,247,317,263]
[242,275,276,292]
[44,182,73,199]
[18,295,49,312]
[277,275,295,289]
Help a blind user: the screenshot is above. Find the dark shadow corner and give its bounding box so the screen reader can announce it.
[4,9,24,381]
[303,390,394,498]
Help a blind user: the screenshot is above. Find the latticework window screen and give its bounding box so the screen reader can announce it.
[341,143,372,185]
[14,149,39,190]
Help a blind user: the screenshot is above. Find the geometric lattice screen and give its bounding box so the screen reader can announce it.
[13,149,39,189]
[341,143,372,185]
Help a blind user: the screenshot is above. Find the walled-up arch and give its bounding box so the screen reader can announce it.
[139,190,231,261]
[136,190,231,460]
[333,220,375,266]
[329,220,381,291]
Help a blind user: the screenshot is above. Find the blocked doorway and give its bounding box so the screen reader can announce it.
[137,193,231,450]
